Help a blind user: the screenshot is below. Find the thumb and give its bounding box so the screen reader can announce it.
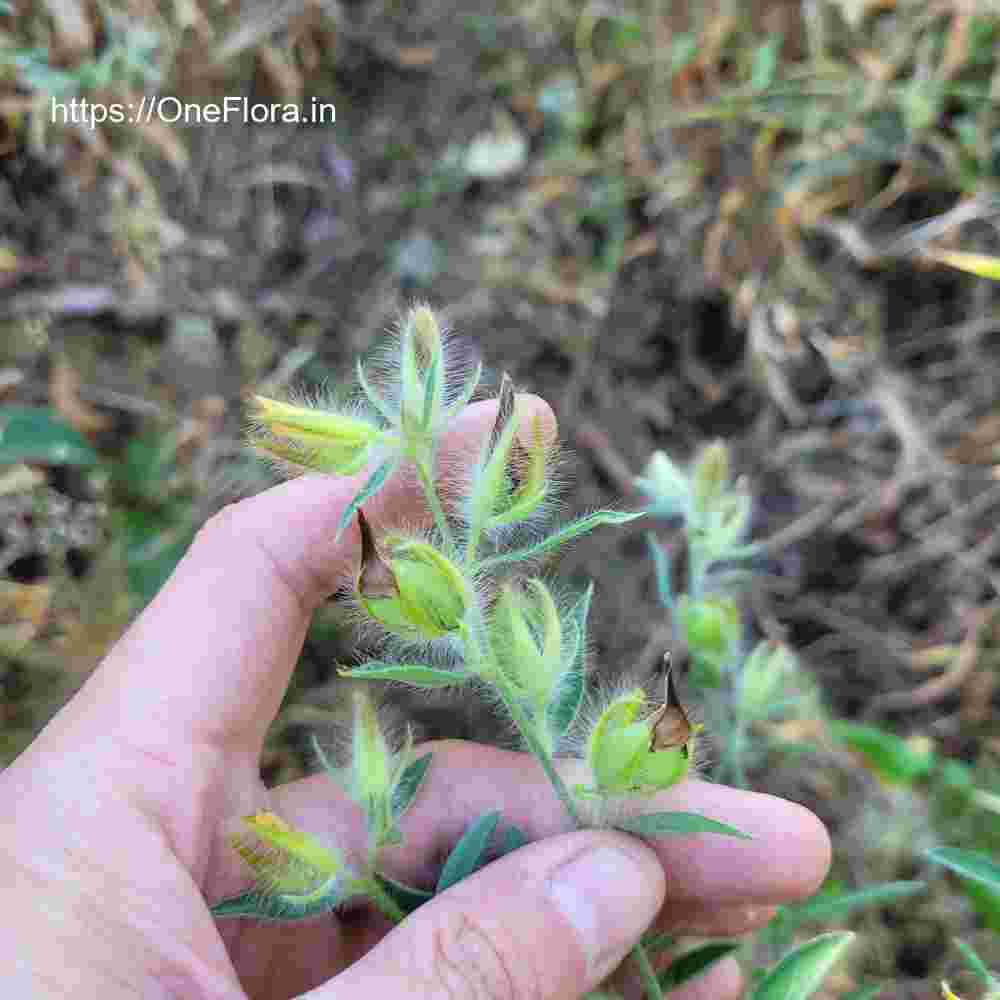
[308,831,665,1000]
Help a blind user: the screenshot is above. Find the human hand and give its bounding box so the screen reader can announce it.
[0,394,830,1000]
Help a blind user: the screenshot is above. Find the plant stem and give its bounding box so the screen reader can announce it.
[493,674,581,826]
[361,876,406,924]
[416,453,454,553]
[492,675,663,1000]
[632,938,665,1000]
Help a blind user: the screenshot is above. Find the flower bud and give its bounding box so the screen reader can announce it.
[636,450,690,518]
[677,595,740,679]
[691,440,731,517]
[250,395,378,475]
[399,305,445,435]
[356,511,468,641]
[232,810,343,895]
[493,578,564,705]
[739,639,797,719]
[583,669,697,797]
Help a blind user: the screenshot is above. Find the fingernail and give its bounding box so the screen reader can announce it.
[545,843,661,981]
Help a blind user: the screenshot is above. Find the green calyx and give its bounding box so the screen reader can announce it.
[356,511,468,641]
[678,595,740,662]
[493,578,564,706]
[582,677,697,798]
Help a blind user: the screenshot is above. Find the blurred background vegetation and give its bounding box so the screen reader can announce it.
[1,0,999,995]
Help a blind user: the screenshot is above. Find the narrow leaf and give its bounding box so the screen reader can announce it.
[751,932,854,1000]
[356,359,396,423]
[392,752,433,820]
[659,943,739,992]
[545,582,593,741]
[781,881,926,930]
[497,824,529,857]
[928,847,1000,893]
[374,872,434,916]
[422,349,441,428]
[478,510,646,570]
[953,938,997,988]
[445,360,483,419]
[436,811,500,893]
[641,932,676,956]
[646,533,674,609]
[335,460,396,541]
[210,883,343,921]
[338,663,469,688]
[615,811,752,840]
[831,721,935,785]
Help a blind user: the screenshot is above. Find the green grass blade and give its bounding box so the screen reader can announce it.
[928,847,1000,893]
[780,881,926,930]
[751,932,855,1000]
[614,811,752,840]
[478,510,645,570]
[953,938,997,988]
[659,943,739,993]
[436,811,500,893]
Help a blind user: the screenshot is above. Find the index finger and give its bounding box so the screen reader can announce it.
[62,395,556,758]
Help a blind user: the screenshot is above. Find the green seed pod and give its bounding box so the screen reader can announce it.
[356,511,468,641]
[584,671,696,797]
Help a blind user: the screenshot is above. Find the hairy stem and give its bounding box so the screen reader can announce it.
[491,674,664,999]
[416,454,454,553]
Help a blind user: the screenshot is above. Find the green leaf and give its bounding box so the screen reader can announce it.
[478,510,645,570]
[444,359,484,419]
[391,752,433,820]
[659,943,739,992]
[356,359,396,423]
[780,881,926,930]
[641,932,675,956]
[497,824,529,857]
[614,811,752,840]
[338,663,470,688]
[373,872,434,916]
[750,932,854,1000]
[422,349,441,428]
[953,938,997,988]
[436,811,500,893]
[670,32,698,74]
[545,582,592,741]
[335,460,396,540]
[928,847,1000,893]
[831,721,935,785]
[210,884,343,921]
[750,34,782,91]
[0,407,99,467]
